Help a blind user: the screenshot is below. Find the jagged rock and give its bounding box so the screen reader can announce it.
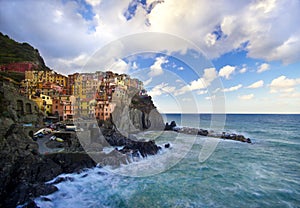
[45,153,96,174]
[164,121,177,130]
[165,120,252,144]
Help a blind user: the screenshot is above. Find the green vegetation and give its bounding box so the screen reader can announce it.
[0,71,25,83]
[0,32,47,69]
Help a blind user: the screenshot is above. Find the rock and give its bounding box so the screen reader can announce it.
[45,153,96,174]
[164,121,177,130]
[21,199,39,208]
[198,129,209,136]
[164,143,170,148]
[50,176,75,185]
[120,140,160,158]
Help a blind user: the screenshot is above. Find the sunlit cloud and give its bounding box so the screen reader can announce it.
[219,65,235,79]
[223,84,242,92]
[257,63,270,73]
[269,76,300,93]
[246,80,264,89]
[238,93,254,100]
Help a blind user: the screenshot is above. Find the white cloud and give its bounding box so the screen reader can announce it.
[85,0,102,6]
[176,67,218,95]
[143,77,152,86]
[269,76,300,93]
[257,63,270,73]
[246,80,264,89]
[0,0,299,75]
[239,68,247,74]
[132,61,138,70]
[219,65,235,79]
[238,94,254,100]
[109,58,129,74]
[148,56,168,77]
[197,90,208,95]
[148,83,176,97]
[223,84,242,92]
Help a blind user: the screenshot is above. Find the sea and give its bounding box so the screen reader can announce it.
[33,114,300,208]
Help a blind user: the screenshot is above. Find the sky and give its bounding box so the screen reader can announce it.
[0,0,299,113]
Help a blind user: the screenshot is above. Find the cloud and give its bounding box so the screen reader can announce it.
[269,76,300,93]
[149,0,300,64]
[176,67,217,95]
[148,56,168,77]
[257,63,270,73]
[239,68,247,73]
[85,0,102,7]
[148,83,176,97]
[223,84,242,92]
[1,0,299,75]
[143,77,152,86]
[238,94,254,100]
[246,80,264,89]
[197,90,208,95]
[219,65,235,79]
[109,58,129,74]
[132,61,138,70]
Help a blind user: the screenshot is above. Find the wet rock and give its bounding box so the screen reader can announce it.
[50,176,75,185]
[120,140,160,158]
[164,121,177,130]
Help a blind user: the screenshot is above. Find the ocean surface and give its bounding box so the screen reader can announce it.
[34,114,300,208]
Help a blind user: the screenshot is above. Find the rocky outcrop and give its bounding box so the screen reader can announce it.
[0,123,96,207]
[101,127,161,158]
[112,94,165,135]
[166,121,252,143]
[0,80,96,207]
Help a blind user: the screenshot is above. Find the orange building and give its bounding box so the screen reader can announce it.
[52,97,64,121]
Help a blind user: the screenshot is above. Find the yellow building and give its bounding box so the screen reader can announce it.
[40,94,52,115]
[24,70,68,90]
[54,73,68,87]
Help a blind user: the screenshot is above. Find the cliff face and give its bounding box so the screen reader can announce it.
[0,80,95,207]
[111,92,165,136]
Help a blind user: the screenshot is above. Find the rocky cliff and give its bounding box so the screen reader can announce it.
[0,80,95,207]
[112,90,165,136]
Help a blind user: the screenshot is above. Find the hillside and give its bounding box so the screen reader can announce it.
[0,32,47,69]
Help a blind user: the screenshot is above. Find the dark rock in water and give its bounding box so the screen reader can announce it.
[50,176,75,185]
[198,129,209,136]
[164,120,252,144]
[164,121,177,130]
[41,197,52,202]
[22,199,39,208]
[81,174,88,178]
[120,140,160,158]
[164,143,170,148]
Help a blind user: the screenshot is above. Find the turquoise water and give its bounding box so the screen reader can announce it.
[35,114,300,208]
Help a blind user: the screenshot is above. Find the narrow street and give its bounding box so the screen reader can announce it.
[36,134,64,154]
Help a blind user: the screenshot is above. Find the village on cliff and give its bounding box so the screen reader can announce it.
[0,62,146,123]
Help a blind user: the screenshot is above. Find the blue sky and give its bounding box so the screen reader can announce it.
[0,0,299,113]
